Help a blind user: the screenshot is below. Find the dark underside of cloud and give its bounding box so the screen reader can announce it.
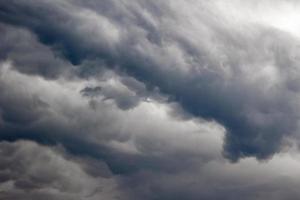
[1,0,300,199]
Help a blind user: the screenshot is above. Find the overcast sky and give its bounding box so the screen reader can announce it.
[1,0,300,199]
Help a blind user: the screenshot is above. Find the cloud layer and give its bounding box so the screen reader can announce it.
[1,0,300,199]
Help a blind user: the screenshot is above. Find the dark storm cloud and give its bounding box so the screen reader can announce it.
[2,0,300,200]
[1,0,300,160]
[0,65,220,175]
[1,64,300,200]
[0,22,73,79]
[0,140,125,200]
[2,140,300,200]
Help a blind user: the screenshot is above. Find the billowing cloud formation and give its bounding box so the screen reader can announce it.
[0,140,125,200]
[1,0,300,159]
[1,0,300,199]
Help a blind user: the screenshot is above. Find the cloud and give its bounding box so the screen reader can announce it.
[0,140,125,200]
[0,62,224,173]
[3,131,300,200]
[1,0,300,160]
[0,22,73,79]
[1,0,300,199]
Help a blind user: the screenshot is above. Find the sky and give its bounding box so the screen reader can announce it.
[1,0,300,199]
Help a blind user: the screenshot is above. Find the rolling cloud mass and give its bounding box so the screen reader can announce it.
[1,0,300,199]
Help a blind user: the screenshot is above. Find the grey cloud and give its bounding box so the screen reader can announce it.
[1,0,299,160]
[1,1,300,200]
[81,86,102,98]
[0,140,125,200]
[0,64,223,174]
[0,22,73,79]
[2,140,300,200]
[81,84,140,110]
